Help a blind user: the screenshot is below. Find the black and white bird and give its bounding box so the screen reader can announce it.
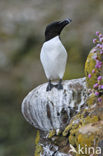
[40,18,72,91]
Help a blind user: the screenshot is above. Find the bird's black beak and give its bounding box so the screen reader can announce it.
[58,18,72,30]
[59,18,72,25]
[65,18,72,24]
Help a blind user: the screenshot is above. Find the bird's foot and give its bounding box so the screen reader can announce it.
[46,80,54,91]
[56,79,63,90]
[57,83,63,90]
[46,79,63,91]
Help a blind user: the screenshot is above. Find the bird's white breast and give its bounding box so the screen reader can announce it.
[40,36,67,80]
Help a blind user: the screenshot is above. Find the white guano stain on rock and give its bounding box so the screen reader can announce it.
[22,78,87,131]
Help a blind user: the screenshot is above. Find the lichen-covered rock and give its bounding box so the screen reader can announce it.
[61,90,103,156]
[34,129,72,156]
[36,95,103,156]
[34,130,43,156]
[22,78,87,131]
[87,92,97,106]
[85,32,103,91]
[85,32,103,105]
[85,48,100,88]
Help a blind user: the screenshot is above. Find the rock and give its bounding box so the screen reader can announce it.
[34,130,72,156]
[85,33,103,107]
[85,48,99,89]
[22,78,87,131]
[21,76,103,156]
[85,32,103,90]
[63,101,103,155]
[41,144,70,156]
[34,96,103,156]
[85,47,103,89]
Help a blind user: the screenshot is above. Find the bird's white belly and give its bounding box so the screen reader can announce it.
[40,37,67,80]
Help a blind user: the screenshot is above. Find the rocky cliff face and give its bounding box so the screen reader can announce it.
[21,32,103,156]
[21,76,103,156]
[22,78,87,131]
[22,78,88,156]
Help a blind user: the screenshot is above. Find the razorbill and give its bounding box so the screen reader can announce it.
[40,18,72,91]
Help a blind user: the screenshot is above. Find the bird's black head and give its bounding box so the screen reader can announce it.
[45,18,72,41]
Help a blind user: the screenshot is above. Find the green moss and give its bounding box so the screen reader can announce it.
[78,133,94,146]
[69,135,76,146]
[62,123,72,136]
[79,116,98,129]
[35,131,40,145]
[70,127,79,135]
[48,129,56,138]
[76,133,95,156]
[87,93,97,106]
[63,114,81,137]
[34,130,43,156]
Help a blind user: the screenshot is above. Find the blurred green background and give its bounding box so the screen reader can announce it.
[0,0,103,155]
